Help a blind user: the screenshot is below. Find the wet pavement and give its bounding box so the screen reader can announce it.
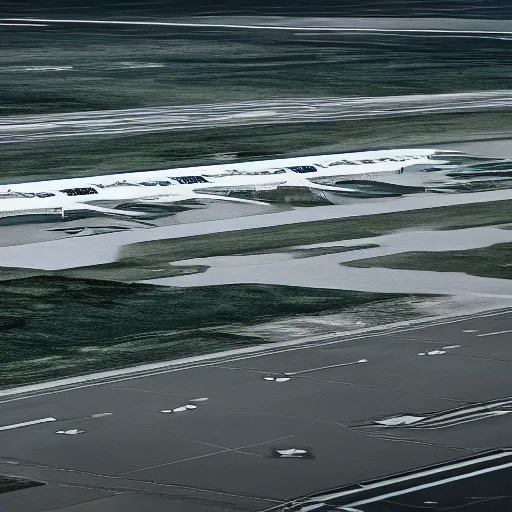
[0,308,511,511]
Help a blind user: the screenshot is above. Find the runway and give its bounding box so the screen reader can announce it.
[1,307,511,511]
[2,91,512,143]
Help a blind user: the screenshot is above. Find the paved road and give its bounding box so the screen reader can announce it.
[1,92,512,143]
[0,308,511,511]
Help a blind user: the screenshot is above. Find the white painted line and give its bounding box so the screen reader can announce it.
[477,329,512,337]
[443,345,461,349]
[0,417,57,431]
[0,22,49,26]
[284,359,367,376]
[190,397,209,402]
[5,18,512,36]
[422,410,511,429]
[463,329,478,333]
[276,448,308,457]
[91,412,113,418]
[167,404,198,413]
[55,429,85,435]
[346,460,512,508]
[309,451,512,502]
[1,307,510,402]
[375,415,426,426]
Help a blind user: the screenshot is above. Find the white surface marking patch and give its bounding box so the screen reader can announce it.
[375,415,426,426]
[477,329,512,337]
[0,417,57,431]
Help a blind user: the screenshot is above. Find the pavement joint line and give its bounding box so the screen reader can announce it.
[451,354,512,364]
[0,307,510,403]
[354,430,473,454]
[3,459,283,503]
[294,375,469,403]
[194,440,264,458]
[120,434,295,474]
[7,463,284,504]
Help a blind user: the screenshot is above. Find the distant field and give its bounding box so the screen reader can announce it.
[49,200,511,282]
[3,25,512,117]
[3,111,512,183]
[2,19,512,184]
[0,277,416,387]
[345,242,512,280]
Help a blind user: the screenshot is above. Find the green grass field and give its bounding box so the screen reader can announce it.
[45,199,511,282]
[345,242,512,280]
[3,111,512,184]
[0,276,419,387]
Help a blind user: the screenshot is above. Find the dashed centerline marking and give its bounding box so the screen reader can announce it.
[477,329,512,337]
[284,359,367,376]
[0,417,57,431]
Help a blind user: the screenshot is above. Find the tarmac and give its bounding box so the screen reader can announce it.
[0,307,511,511]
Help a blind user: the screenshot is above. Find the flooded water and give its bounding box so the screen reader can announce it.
[0,189,509,270]
[142,225,512,298]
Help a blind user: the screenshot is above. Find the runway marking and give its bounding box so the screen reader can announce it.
[5,18,512,37]
[194,440,264,458]
[0,22,49,26]
[55,429,85,435]
[122,434,294,474]
[418,350,446,356]
[443,345,461,350]
[161,404,198,413]
[284,359,367,376]
[345,460,512,508]
[0,417,57,431]
[0,308,510,404]
[308,451,512,503]
[91,412,113,418]
[463,329,478,333]
[477,329,512,337]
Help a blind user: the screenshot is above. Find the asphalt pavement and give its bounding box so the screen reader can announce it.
[0,308,511,511]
